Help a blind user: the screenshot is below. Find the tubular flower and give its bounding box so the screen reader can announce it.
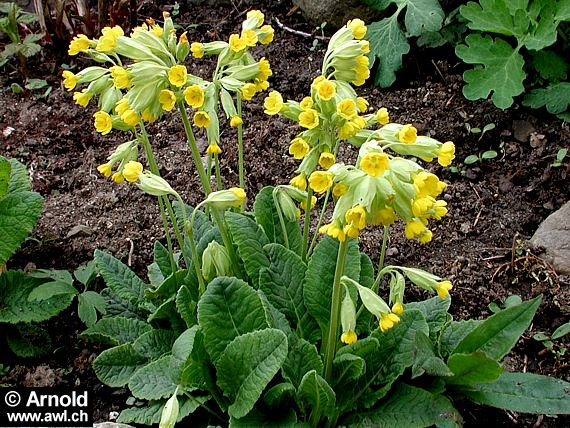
[150,25,163,37]
[255,80,269,92]
[299,96,314,110]
[206,143,222,155]
[319,152,336,169]
[299,109,320,129]
[360,152,389,177]
[159,89,177,111]
[62,71,79,91]
[111,172,124,183]
[230,115,243,127]
[361,40,370,54]
[433,280,453,299]
[168,65,188,87]
[96,26,123,51]
[379,312,400,332]
[121,109,140,126]
[109,66,131,89]
[405,220,432,244]
[337,99,357,119]
[288,137,310,159]
[391,302,404,316]
[241,29,258,47]
[191,42,204,58]
[316,79,336,101]
[247,9,264,26]
[290,174,307,190]
[229,34,246,52]
[115,98,130,116]
[259,25,274,44]
[438,141,456,166]
[258,57,273,81]
[319,222,346,242]
[300,195,317,211]
[372,207,396,226]
[122,161,143,182]
[347,18,367,39]
[376,107,389,125]
[308,171,333,193]
[142,109,158,123]
[333,183,348,197]
[241,83,257,101]
[356,96,368,113]
[183,85,205,108]
[345,205,367,230]
[264,91,284,115]
[93,111,113,135]
[68,34,90,55]
[97,162,112,177]
[399,124,417,144]
[341,331,357,345]
[432,200,448,220]
[193,111,211,128]
[73,90,93,107]
[414,171,447,198]
[229,187,246,207]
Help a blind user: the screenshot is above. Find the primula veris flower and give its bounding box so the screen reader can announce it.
[258,57,272,81]
[319,152,336,169]
[376,107,389,125]
[399,124,417,144]
[392,302,404,316]
[229,34,246,52]
[300,96,314,110]
[372,207,396,226]
[309,171,333,193]
[121,109,140,126]
[115,98,130,116]
[230,115,243,127]
[111,172,124,183]
[259,25,274,44]
[73,90,93,107]
[347,19,367,39]
[379,312,400,332]
[433,280,453,299]
[319,222,346,241]
[93,111,113,135]
[97,162,112,177]
[184,85,205,108]
[405,220,432,244]
[255,80,269,92]
[142,109,158,123]
[206,187,247,209]
[159,89,177,112]
[299,195,317,211]
[62,70,79,91]
[341,331,357,344]
[68,34,90,55]
[168,65,188,87]
[191,42,204,58]
[345,205,367,230]
[333,183,348,197]
[438,141,455,166]
[247,9,264,27]
[414,171,447,198]
[264,91,283,115]
[356,96,368,113]
[289,137,310,159]
[241,29,258,47]
[241,83,257,101]
[138,172,179,197]
[312,75,326,88]
[206,143,222,155]
[96,26,123,51]
[122,161,143,182]
[202,241,232,280]
[193,110,211,128]
[361,40,370,54]
[316,79,336,101]
[299,109,319,129]
[290,174,307,190]
[360,152,389,177]
[337,98,357,119]
[109,66,131,89]
[432,200,448,220]
[150,24,163,37]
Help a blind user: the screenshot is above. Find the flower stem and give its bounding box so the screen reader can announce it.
[324,238,349,382]
[301,187,314,262]
[236,93,245,211]
[184,203,206,295]
[157,196,177,272]
[272,188,290,250]
[374,225,390,290]
[214,153,223,191]
[307,188,331,257]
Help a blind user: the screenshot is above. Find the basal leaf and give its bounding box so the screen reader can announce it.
[197,276,268,362]
[406,295,451,336]
[8,158,31,194]
[332,353,366,389]
[147,297,186,336]
[282,334,323,389]
[229,408,302,427]
[216,328,288,419]
[369,16,410,88]
[530,50,568,81]
[258,289,293,337]
[456,34,525,109]
[557,0,570,20]
[0,157,10,198]
[176,285,197,328]
[6,324,51,357]
[523,82,570,114]
[170,325,199,379]
[446,352,503,385]
[117,395,208,425]
[404,0,445,37]
[27,280,77,301]
[128,355,178,400]
[460,0,519,36]
[80,316,152,345]
[264,382,296,409]
[297,370,336,418]
[132,329,176,360]
[101,288,148,320]
[411,331,453,379]
[93,343,148,387]
[439,319,483,358]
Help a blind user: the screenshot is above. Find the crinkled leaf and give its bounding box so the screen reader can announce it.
[523,82,570,114]
[411,331,453,379]
[557,0,570,20]
[117,395,208,425]
[282,334,323,389]
[460,0,520,36]
[0,157,10,198]
[406,295,451,336]
[79,316,152,345]
[332,352,366,389]
[369,17,410,88]
[7,158,31,194]
[100,288,148,320]
[170,325,199,379]
[258,289,293,337]
[27,280,77,301]
[297,370,336,418]
[147,297,186,336]
[439,319,483,357]
[6,324,51,357]
[128,355,178,400]
[176,284,197,328]
[264,382,296,409]
[74,260,98,287]
[216,328,288,419]
[446,352,503,385]
[132,329,175,360]
[93,343,148,387]
[530,51,568,81]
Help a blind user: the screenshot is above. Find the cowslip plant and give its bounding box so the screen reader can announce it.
[67,13,570,427]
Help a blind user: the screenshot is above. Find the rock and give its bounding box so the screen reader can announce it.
[292,0,380,28]
[512,119,535,143]
[530,200,570,274]
[94,423,135,428]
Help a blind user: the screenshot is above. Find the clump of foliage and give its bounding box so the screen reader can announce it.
[66,11,570,427]
[0,3,44,71]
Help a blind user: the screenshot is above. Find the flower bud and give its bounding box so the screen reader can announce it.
[159,392,179,428]
[202,241,232,280]
[137,171,179,197]
[205,187,246,209]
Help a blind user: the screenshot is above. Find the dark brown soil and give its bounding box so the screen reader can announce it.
[1,1,569,426]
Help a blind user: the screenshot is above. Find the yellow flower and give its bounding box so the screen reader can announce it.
[356,97,368,113]
[419,229,433,244]
[345,205,367,230]
[361,40,370,54]
[257,57,272,81]
[412,197,433,218]
[371,207,396,226]
[206,143,222,155]
[96,26,123,51]
[229,187,246,207]
[290,174,307,190]
[150,24,163,37]
[179,32,188,45]
[360,152,389,177]
[336,98,357,119]
[159,89,177,111]
[191,42,204,58]
[316,79,336,101]
[392,302,404,316]
[142,108,158,123]
[300,195,317,211]
[300,96,314,110]
[111,172,124,183]
[264,90,283,115]
[319,222,346,242]
[432,200,448,220]
[255,80,270,92]
[405,220,432,244]
[341,331,357,345]
[184,85,205,108]
[399,124,417,144]
[433,280,453,299]
[73,90,92,107]
[168,65,188,87]
[93,111,113,135]
[206,188,247,209]
[299,109,319,129]
[241,83,257,101]
[241,29,258,47]
[259,25,274,44]
[247,9,264,27]
[333,183,348,197]
[376,107,389,125]
[379,312,400,332]
[193,110,211,128]
[68,34,90,55]
[289,137,310,159]
[115,98,130,116]
[230,115,243,127]
[338,122,357,140]
[344,223,360,239]
[97,162,112,177]
[229,34,246,52]
[311,75,326,88]
[414,171,447,198]
[62,70,79,91]
[109,66,131,89]
[121,109,140,126]
[308,171,333,193]
[319,152,336,169]
[438,141,456,166]
[347,19,367,39]
[122,161,143,182]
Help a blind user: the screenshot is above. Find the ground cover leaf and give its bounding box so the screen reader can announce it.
[128,355,178,400]
[439,319,483,357]
[6,324,51,357]
[80,316,152,345]
[117,395,208,425]
[7,158,31,194]
[411,331,453,379]
[523,82,570,114]
[93,343,148,387]
[0,157,10,198]
[530,51,568,82]
[297,369,336,418]
[446,352,503,385]
[406,295,451,336]
[282,334,323,389]
[132,329,176,360]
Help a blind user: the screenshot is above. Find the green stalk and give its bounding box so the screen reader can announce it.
[157,196,177,272]
[323,239,349,382]
[236,93,245,200]
[183,204,206,295]
[376,225,390,278]
[301,187,314,262]
[307,188,331,257]
[211,208,244,279]
[272,188,290,250]
[214,153,223,191]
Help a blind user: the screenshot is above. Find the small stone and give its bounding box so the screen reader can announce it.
[2,126,15,137]
[460,222,471,234]
[530,200,570,274]
[512,120,535,143]
[386,247,398,256]
[529,132,546,148]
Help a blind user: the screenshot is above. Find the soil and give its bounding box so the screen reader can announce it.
[1,0,569,427]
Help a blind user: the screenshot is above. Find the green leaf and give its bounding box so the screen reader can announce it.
[132,329,176,360]
[147,297,186,336]
[524,0,559,51]
[94,249,148,306]
[369,16,410,88]
[197,276,268,362]
[93,343,148,387]
[456,34,525,109]
[303,237,360,337]
[128,355,178,400]
[453,295,541,361]
[264,382,296,408]
[403,0,445,37]
[78,291,106,327]
[146,269,191,300]
[0,191,43,265]
[101,288,148,320]
[349,383,462,427]
[0,271,74,324]
[482,150,498,159]
[439,319,483,357]
[523,82,570,114]
[446,352,503,385]
[176,285,197,328]
[552,321,570,340]
[170,325,199,378]
[406,295,450,336]
[460,0,519,36]
[79,316,152,345]
[0,157,10,198]
[282,334,323,389]
[6,324,51,357]
[25,78,47,90]
[229,408,304,427]
[258,289,293,337]
[332,352,366,389]
[7,158,31,194]
[28,280,77,301]
[459,372,570,414]
[530,50,568,81]
[412,331,453,379]
[225,211,270,288]
[74,260,98,286]
[29,268,73,284]
[216,328,288,419]
[297,369,336,418]
[148,240,175,286]
[557,0,570,20]
[117,395,208,425]
[20,40,42,58]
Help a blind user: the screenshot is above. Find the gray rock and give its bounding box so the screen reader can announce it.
[293,0,380,28]
[530,200,570,274]
[94,423,135,428]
